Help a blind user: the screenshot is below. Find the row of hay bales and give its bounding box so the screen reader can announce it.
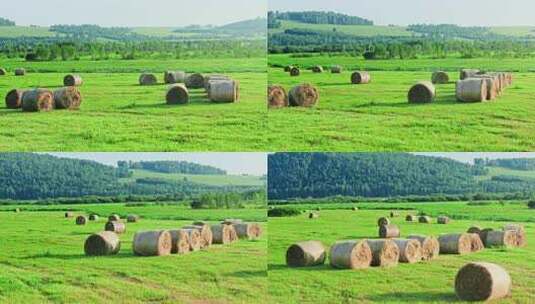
[285,65,372,84]
[4,74,84,111]
[0,67,27,76]
[404,214,450,224]
[268,84,319,108]
[139,71,240,104]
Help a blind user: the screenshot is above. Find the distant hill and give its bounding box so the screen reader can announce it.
[269,11,373,26]
[218,18,266,35]
[128,161,227,175]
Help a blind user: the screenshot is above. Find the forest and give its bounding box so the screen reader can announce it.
[128,161,227,175]
[268,11,373,28]
[0,17,15,26]
[478,158,535,171]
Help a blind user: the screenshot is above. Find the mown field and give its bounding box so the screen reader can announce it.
[0,204,267,303]
[268,54,535,151]
[0,57,267,151]
[268,202,535,303]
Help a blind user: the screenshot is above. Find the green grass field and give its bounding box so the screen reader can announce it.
[0,57,266,151]
[0,26,56,38]
[127,169,265,187]
[268,54,535,151]
[268,203,535,303]
[0,205,267,303]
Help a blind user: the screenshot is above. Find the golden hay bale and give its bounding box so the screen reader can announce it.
[22,89,54,112]
[286,240,326,267]
[54,87,82,110]
[183,224,213,248]
[288,84,319,107]
[351,71,371,84]
[166,84,189,105]
[312,65,324,73]
[290,67,300,76]
[456,78,487,102]
[63,74,83,86]
[455,262,512,301]
[164,71,186,84]
[204,75,230,90]
[84,231,121,256]
[431,71,449,84]
[485,230,516,248]
[377,217,390,227]
[437,216,450,224]
[309,212,319,219]
[331,65,342,73]
[169,229,190,254]
[366,239,400,267]
[233,223,263,240]
[406,215,417,222]
[460,69,480,80]
[139,73,157,85]
[208,80,239,103]
[182,228,202,251]
[471,75,499,100]
[65,212,74,218]
[185,73,205,89]
[133,230,172,256]
[105,221,126,234]
[127,214,139,223]
[378,224,400,238]
[329,240,372,269]
[468,233,484,252]
[268,85,288,108]
[408,81,436,103]
[0,68,6,75]
[108,214,120,221]
[5,89,26,109]
[210,224,233,244]
[393,239,422,263]
[419,216,432,224]
[89,214,99,221]
[407,235,440,261]
[14,68,26,76]
[438,233,472,254]
[503,224,526,247]
[76,215,88,225]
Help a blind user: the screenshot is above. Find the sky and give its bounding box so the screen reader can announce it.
[413,153,535,164]
[0,0,266,27]
[46,153,267,176]
[269,0,535,26]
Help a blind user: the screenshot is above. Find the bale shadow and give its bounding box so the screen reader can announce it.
[23,252,135,260]
[367,291,458,303]
[227,270,267,278]
[268,263,331,272]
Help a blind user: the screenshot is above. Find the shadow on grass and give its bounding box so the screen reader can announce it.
[351,94,461,109]
[23,252,135,260]
[227,270,267,278]
[268,263,332,272]
[116,95,233,110]
[367,291,458,303]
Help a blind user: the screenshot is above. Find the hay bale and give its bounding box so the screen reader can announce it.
[472,75,499,100]
[183,224,213,248]
[437,216,450,224]
[139,73,157,85]
[127,214,139,223]
[456,78,487,102]
[133,230,172,256]
[467,226,482,234]
[309,212,319,219]
[455,262,512,301]
[210,224,233,244]
[105,221,126,234]
[166,84,189,105]
[431,71,449,84]
[393,239,422,263]
[329,240,372,269]
[407,235,440,261]
[5,89,26,109]
[63,74,83,86]
[14,68,26,76]
[14,208,20,213]
[284,65,294,72]
[185,73,205,89]
[286,240,326,267]
[352,207,358,211]
[181,228,202,251]
[89,214,99,221]
[108,214,120,221]
[233,223,262,240]
[331,65,342,73]
[54,87,82,110]
[485,230,516,248]
[366,239,399,267]
[65,212,73,218]
[312,65,324,73]
[405,215,417,222]
[503,224,526,247]
[378,224,400,238]
[84,231,121,256]
[390,211,400,218]
[418,216,432,224]
[408,81,436,103]
[289,67,300,76]
[208,80,239,103]
[377,217,390,227]
[468,233,484,252]
[288,84,319,107]
[164,71,186,84]
[22,89,54,112]
[169,229,190,254]
[351,71,371,84]
[460,69,480,80]
[0,68,6,75]
[76,215,87,225]
[268,85,288,108]
[204,75,230,90]
[438,233,472,254]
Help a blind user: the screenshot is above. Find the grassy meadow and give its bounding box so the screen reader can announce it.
[126,169,265,187]
[0,204,267,303]
[268,54,535,151]
[268,202,535,303]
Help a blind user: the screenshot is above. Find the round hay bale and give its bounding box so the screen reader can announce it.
[208,80,239,103]
[22,89,54,112]
[14,208,20,213]
[139,73,157,86]
[331,65,342,74]
[456,79,487,102]
[233,223,262,240]
[366,239,400,267]
[351,71,371,84]
[418,216,432,224]
[407,235,440,261]
[228,225,238,243]
[63,74,83,86]
[393,239,422,263]
[379,224,400,238]
[164,71,186,84]
[289,67,300,77]
[105,221,126,234]
[169,229,190,254]
[84,231,120,256]
[329,240,372,269]
[182,228,202,251]
[437,216,450,224]
[204,75,230,90]
[352,207,358,211]
[89,214,99,221]
[127,214,139,223]
[431,71,449,84]
[108,214,120,221]
[166,84,189,105]
[467,226,482,234]
[438,233,472,254]
[485,230,516,248]
[377,217,390,227]
[65,212,74,218]
[133,230,172,256]
[308,212,319,219]
[268,85,288,108]
[54,87,82,110]
[405,215,417,222]
[185,73,205,89]
[284,65,294,72]
[468,233,484,252]
[192,221,208,226]
[76,215,87,225]
[455,262,512,301]
[408,81,436,103]
[312,65,324,73]
[472,75,499,100]
[5,89,26,109]
[210,224,233,244]
[503,224,526,247]
[286,240,326,267]
[183,224,213,248]
[288,84,318,107]
[460,69,480,80]
[14,68,26,76]
[0,68,6,75]
[390,211,400,218]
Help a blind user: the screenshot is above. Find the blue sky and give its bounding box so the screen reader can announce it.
[269,0,535,26]
[0,0,266,27]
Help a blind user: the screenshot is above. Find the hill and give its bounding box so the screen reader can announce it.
[217,18,267,35]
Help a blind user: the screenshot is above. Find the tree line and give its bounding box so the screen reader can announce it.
[0,17,15,26]
[268,11,373,28]
[127,161,226,175]
[477,158,535,171]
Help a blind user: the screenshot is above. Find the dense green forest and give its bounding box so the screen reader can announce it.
[268,153,535,200]
[128,161,226,175]
[0,17,15,26]
[268,11,373,28]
